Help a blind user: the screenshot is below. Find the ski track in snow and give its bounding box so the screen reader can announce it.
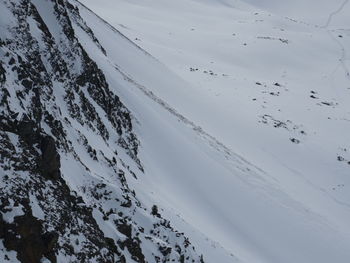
[321,0,349,28]
[322,0,350,83]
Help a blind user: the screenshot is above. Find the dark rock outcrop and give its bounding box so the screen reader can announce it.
[39,136,60,180]
[1,213,58,263]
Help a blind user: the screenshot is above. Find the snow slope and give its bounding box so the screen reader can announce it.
[78,0,350,262]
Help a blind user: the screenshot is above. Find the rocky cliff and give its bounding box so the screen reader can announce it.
[0,0,204,262]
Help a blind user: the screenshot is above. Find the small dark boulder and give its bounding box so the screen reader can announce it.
[151,205,160,218]
[159,246,172,257]
[17,119,37,142]
[0,63,6,85]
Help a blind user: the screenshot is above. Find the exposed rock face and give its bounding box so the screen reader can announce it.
[40,136,60,180]
[1,213,58,263]
[0,0,204,262]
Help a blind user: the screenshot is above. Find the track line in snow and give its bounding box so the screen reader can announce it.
[321,0,349,28]
[321,0,350,83]
[327,30,350,82]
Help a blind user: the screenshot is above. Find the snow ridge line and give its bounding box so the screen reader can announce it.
[75,0,181,81]
[75,0,155,59]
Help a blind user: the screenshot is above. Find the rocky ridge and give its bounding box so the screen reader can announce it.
[0,0,204,262]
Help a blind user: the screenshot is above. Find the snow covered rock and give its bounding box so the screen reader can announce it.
[0,0,204,262]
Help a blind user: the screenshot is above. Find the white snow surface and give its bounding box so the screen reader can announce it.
[0,240,19,263]
[76,0,350,262]
[1,200,24,224]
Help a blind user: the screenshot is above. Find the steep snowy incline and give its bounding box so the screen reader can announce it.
[77,1,350,263]
[81,0,350,220]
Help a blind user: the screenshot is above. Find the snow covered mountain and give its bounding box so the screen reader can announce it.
[1,0,350,262]
[0,0,205,262]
